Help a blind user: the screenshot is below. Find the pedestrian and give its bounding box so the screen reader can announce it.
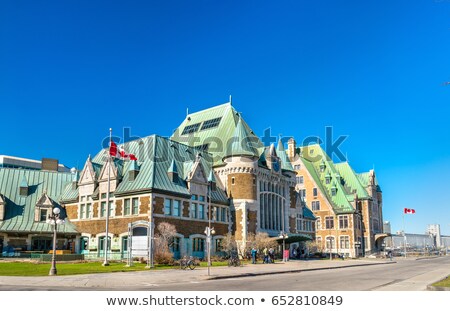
[263,247,269,263]
[268,247,275,263]
[251,247,258,264]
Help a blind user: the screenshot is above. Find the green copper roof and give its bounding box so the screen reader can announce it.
[276,139,294,171]
[129,160,140,172]
[357,170,382,192]
[167,159,177,174]
[208,169,216,183]
[302,206,316,220]
[299,144,354,214]
[171,102,264,165]
[19,175,28,188]
[90,135,229,204]
[224,117,260,159]
[335,162,370,199]
[0,168,78,234]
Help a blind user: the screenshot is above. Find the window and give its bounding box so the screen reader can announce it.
[231,177,235,185]
[80,204,85,219]
[190,203,198,218]
[311,201,320,211]
[164,198,171,215]
[325,177,331,184]
[199,195,205,202]
[313,188,318,197]
[100,202,106,217]
[200,117,222,130]
[173,200,180,217]
[316,217,321,230]
[132,198,139,215]
[294,164,301,170]
[124,199,131,215]
[339,215,349,229]
[198,204,205,219]
[331,188,337,196]
[85,203,91,219]
[181,123,201,135]
[326,236,336,249]
[192,238,205,252]
[300,189,306,198]
[340,236,350,249]
[40,209,48,222]
[325,216,334,229]
[296,176,304,184]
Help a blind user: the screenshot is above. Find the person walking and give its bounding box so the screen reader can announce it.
[268,247,275,263]
[263,247,269,264]
[251,247,258,264]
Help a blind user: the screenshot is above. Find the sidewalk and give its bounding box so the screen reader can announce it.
[0,259,394,289]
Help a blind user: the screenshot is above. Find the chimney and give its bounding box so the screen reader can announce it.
[287,138,296,160]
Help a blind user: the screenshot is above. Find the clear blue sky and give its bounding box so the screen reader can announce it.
[1,1,449,235]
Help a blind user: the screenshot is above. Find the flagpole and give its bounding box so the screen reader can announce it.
[103,128,112,266]
[402,211,407,258]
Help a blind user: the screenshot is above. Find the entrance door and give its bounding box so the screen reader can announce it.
[131,227,148,257]
[98,236,111,257]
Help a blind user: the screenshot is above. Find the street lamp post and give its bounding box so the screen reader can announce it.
[205,226,215,276]
[47,207,63,276]
[279,231,288,262]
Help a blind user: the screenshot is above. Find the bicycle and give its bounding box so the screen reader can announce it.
[180,256,196,270]
[228,256,241,267]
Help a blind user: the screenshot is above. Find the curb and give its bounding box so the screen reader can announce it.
[205,261,396,281]
[426,275,450,291]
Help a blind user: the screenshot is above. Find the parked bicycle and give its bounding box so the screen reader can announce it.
[228,256,241,267]
[180,256,196,270]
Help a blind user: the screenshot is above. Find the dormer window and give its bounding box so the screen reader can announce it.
[331,184,337,196]
[325,171,331,184]
[19,176,29,196]
[319,160,326,172]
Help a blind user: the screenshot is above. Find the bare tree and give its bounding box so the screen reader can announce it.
[154,222,177,264]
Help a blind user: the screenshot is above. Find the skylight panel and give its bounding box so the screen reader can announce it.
[181,123,201,135]
[200,117,222,131]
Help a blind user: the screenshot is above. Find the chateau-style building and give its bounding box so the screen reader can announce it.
[287,139,384,257]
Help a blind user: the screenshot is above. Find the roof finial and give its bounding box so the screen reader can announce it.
[229,95,232,105]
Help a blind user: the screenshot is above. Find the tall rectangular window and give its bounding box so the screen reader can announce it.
[192,238,205,252]
[312,201,320,211]
[316,217,321,230]
[86,203,91,219]
[325,216,334,229]
[340,236,350,249]
[326,237,335,249]
[190,203,197,218]
[221,208,226,222]
[132,198,139,215]
[198,204,205,219]
[339,215,349,229]
[313,188,318,197]
[164,198,172,215]
[80,204,85,219]
[173,200,180,217]
[124,199,131,215]
[100,202,106,217]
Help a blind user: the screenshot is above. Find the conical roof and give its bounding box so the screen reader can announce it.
[224,117,259,159]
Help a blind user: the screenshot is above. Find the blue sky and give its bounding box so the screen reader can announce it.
[1,0,449,235]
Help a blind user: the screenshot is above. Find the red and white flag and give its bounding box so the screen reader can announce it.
[119,146,138,161]
[109,140,118,157]
[404,208,415,214]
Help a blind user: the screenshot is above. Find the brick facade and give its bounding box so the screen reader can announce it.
[227,173,256,200]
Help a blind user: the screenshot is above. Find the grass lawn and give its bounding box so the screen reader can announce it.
[0,260,230,276]
[432,276,450,288]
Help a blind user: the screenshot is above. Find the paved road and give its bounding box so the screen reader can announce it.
[131,256,450,291]
[0,256,448,291]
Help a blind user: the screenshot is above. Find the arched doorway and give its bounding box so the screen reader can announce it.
[127,221,154,267]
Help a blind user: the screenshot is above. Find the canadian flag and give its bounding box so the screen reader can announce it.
[404,208,416,214]
[119,146,138,161]
[109,140,118,157]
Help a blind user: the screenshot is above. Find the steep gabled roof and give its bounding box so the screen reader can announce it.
[0,168,78,234]
[335,162,370,199]
[90,135,229,204]
[299,144,354,214]
[171,102,264,165]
